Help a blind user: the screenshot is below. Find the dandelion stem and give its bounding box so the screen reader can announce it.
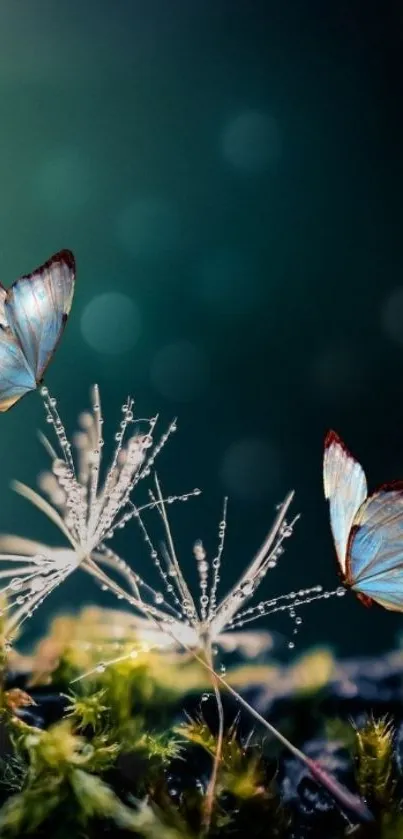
[192,653,374,825]
[202,641,224,834]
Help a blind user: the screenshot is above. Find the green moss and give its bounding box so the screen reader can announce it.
[3,610,403,838]
[354,716,395,809]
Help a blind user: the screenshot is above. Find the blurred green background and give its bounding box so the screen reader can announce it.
[0,0,402,657]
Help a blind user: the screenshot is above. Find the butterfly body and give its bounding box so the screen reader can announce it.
[0,250,75,411]
[324,430,403,612]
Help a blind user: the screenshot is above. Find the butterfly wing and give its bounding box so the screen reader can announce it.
[323,430,368,576]
[4,250,76,383]
[0,287,36,412]
[347,485,403,611]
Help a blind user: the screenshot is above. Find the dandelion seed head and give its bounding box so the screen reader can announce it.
[94,483,326,666]
[0,384,336,679]
[34,387,168,555]
[0,386,180,634]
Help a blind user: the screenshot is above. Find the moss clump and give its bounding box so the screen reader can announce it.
[2,609,403,837]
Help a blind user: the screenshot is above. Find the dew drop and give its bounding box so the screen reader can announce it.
[30,576,46,593]
[282,526,293,538]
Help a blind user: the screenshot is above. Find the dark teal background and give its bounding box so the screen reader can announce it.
[0,0,402,657]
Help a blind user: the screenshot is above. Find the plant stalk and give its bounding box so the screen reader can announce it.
[201,641,224,834]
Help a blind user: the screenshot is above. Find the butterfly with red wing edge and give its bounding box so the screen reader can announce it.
[324,430,403,611]
[0,250,75,411]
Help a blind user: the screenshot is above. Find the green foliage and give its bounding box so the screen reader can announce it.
[70,769,140,829]
[3,610,403,839]
[354,716,395,808]
[66,689,109,733]
[0,721,140,835]
[66,679,182,775]
[176,715,290,836]
[178,715,268,799]
[125,800,195,839]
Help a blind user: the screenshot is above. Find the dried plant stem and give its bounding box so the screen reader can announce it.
[202,642,224,834]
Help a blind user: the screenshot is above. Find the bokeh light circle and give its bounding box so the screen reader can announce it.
[220,438,280,500]
[221,111,281,173]
[81,293,141,355]
[117,197,181,258]
[150,341,209,402]
[381,288,403,346]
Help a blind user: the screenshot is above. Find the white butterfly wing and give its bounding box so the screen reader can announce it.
[347,487,403,611]
[0,287,36,412]
[5,250,76,383]
[323,430,368,574]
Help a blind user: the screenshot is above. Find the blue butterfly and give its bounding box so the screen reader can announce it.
[0,250,75,411]
[324,430,403,611]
